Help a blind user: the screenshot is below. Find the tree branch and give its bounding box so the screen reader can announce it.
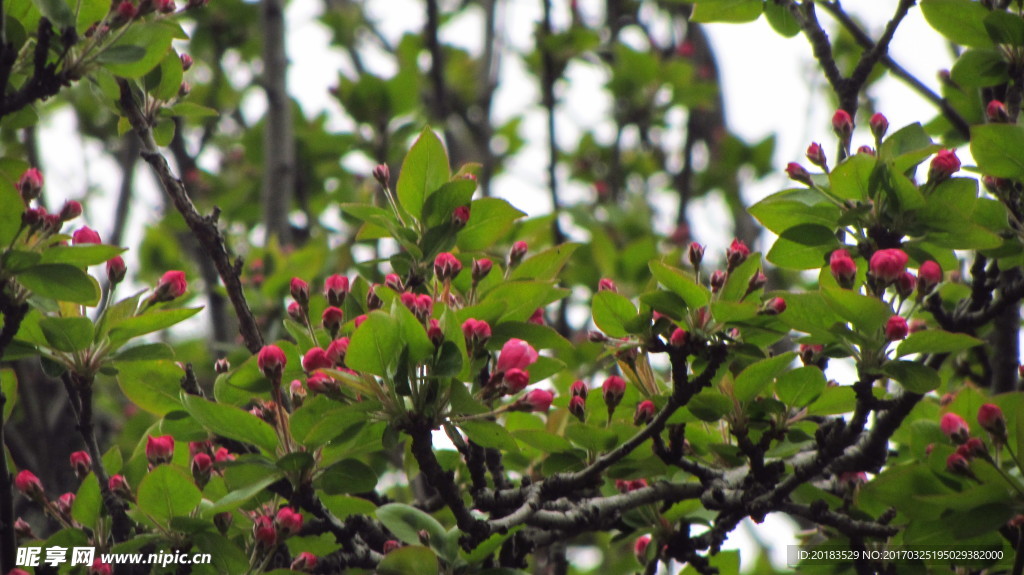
[260,0,295,245]
[117,79,265,354]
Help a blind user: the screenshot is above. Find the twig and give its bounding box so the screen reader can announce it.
[117,79,265,354]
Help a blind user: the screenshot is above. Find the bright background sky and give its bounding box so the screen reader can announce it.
[34,1,959,571]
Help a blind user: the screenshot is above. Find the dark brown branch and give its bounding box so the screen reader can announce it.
[779,502,899,538]
[539,0,567,246]
[0,295,28,574]
[117,79,265,354]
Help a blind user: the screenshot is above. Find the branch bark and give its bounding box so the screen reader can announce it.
[260,0,295,246]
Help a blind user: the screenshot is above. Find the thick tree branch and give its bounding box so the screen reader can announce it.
[260,0,295,245]
[0,295,28,574]
[117,79,265,354]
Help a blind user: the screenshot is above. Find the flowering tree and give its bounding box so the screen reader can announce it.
[3,0,1024,574]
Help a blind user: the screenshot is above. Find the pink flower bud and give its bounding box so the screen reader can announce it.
[254,515,277,547]
[14,517,34,539]
[191,452,213,484]
[18,167,44,201]
[857,145,876,156]
[838,471,868,486]
[368,287,383,310]
[570,380,588,398]
[88,559,113,575]
[961,437,988,458]
[290,277,309,305]
[306,373,336,395]
[569,395,586,421]
[528,307,546,325]
[710,270,727,293]
[215,447,235,463]
[287,301,302,322]
[154,270,187,302]
[109,474,131,499]
[747,269,767,293]
[324,338,348,367]
[383,540,402,554]
[634,534,652,563]
[322,306,344,333]
[688,243,705,269]
[323,274,350,307]
[354,314,368,328]
[15,470,44,499]
[413,294,434,322]
[829,249,857,288]
[290,552,318,573]
[257,345,287,379]
[895,272,916,300]
[384,273,403,292]
[946,452,971,475]
[452,206,470,227]
[59,201,83,221]
[73,226,102,245]
[806,142,827,168]
[760,297,787,316]
[787,161,814,184]
[928,149,960,182]
[868,249,908,284]
[726,238,750,270]
[434,252,462,281]
[978,403,1006,439]
[509,241,528,266]
[598,278,617,292]
[633,400,656,426]
[189,440,212,457]
[670,328,688,348]
[602,375,626,411]
[941,412,970,444]
[869,113,889,140]
[503,368,530,393]
[70,450,92,479]
[987,100,1008,123]
[496,338,539,373]
[276,507,303,537]
[302,347,332,372]
[462,318,492,350]
[22,207,45,228]
[472,258,493,282]
[180,53,193,71]
[55,492,75,517]
[917,261,942,296]
[373,164,390,186]
[145,435,175,465]
[832,109,853,137]
[885,315,908,341]
[521,389,554,413]
[106,256,127,285]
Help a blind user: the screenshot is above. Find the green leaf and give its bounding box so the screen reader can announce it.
[829,153,875,201]
[96,45,146,64]
[376,503,448,547]
[1,368,17,421]
[971,124,1024,179]
[17,264,100,304]
[202,474,281,517]
[72,474,101,529]
[153,120,175,147]
[38,316,94,352]
[950,49,1009,88]
[591,290,638,338]
[0,180,22,246]
[180,392,279,454]
[456,198,526,251]
[763,0,799,37]
[318,459,379,495]
[116,360,183,416]
[883,360,941,393]
[397,127,449,219]
[103,21,181,78]
[163,102,220,118]
[421,179,476,228]
[732,352,797,402]
[346,311,401,378]
[686,392,733,422]
[513,429,573,453]
[320,494,377,520]
[458,420,519,452]
[896,331,983,357]
[111,342,175,362]
[691,0,762,23]
[39,245,125,266]
[720,253,761,302]
[107,307,203,347]
[136,465,202,524]
[921,0,993,47]
[821,285,893,334]
[511,243,581,281]
[392,300,435,365]
[33,0,73,28]
[775,366,827,408]
[649,261,709,309]
[984,11,1024,46]
[480,281,569,323]
[748,189,841,235]
[766,225,839,270]
[152,51,184,101]
[290,399,370,449]
[377,546,439,575]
